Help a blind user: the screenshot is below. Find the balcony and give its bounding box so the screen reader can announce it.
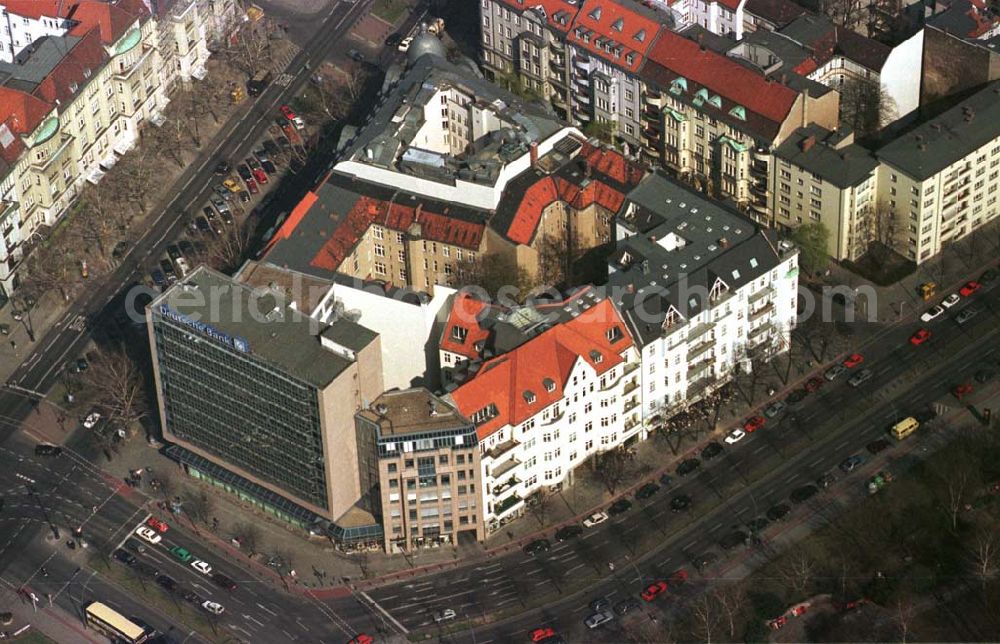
[749,285,773,304]
[642,143,661,160]
[750,320,774,342]
[494,494,523,517]
[686,375,716,400]
[486,438,519,460]
[749,302,774,321]
[688,339,713,361]
[642,104,661,121]
[491,457,522,480]
[624,397,639,412]
[114,43,154,81]
[623,379,639,395]
[550,39,565,52]
[753,147,770,165]
[687,321,712,341]
[642,92,663,109]
[624,416,640,432]
[492,474,521,496]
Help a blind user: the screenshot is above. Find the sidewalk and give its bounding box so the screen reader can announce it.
[0,583,98,644]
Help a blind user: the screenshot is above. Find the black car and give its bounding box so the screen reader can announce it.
[786,389,807,404]
[348,49,365,62]
[701,441,724,460]
[676,458,701,476]
[980,268,997,283]
[262,139,281,157]
[220,210,234,225]
[635,482,660,500]
[817,472,837,489]
[719,530,748,550]
[194,216,211,234]
[554,524,583,541]
[166,244,182,261]
[178,240,196,257]
[150,269,167,289]
[384,32,403,46]
[523,539,551,555]
[614,598,641,615]
[236,164,253,182]
[111,240,129,259]
[74,357,89,373]
[670,494,692,512]
[212,573,237,590]
[113,549,136,566]
[253,147,270,163]
[608,498,632,515]
[261,159,277,175]
[589,597,611,613]
[790,484,819,504]
[34,444,62,457]
[659,473,673,487]
[159,259,176,281]
[180,590,200,604]
[766,503,791,521]
[866,439,891,455]
[213,160,231,175]
[156,575,177,591]
[975,368,995,383]
[123,538,146,554]
[746,517,770,533]
[840,455,863,472]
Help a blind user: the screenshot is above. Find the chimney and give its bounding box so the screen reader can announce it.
[800,135,816,152]
[584,159,592,178]
[780,72,787,85]
[718,237,729,248]
[698,33,705,50]
[529,141,539,168]
[415,202,423,222]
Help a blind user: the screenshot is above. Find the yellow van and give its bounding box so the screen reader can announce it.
[891,416,919,440]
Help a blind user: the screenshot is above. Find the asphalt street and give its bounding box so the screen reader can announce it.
[361,276,1000,642]
[0,0,389,641]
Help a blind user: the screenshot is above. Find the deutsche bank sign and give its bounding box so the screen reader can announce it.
[159,304,251,353]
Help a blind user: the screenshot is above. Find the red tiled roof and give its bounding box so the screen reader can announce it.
[506,175,561,245]
[450,298,633,441]
[67,0,148,44]
[792,58,818,75]
[264,190,318,254]
[644,30,798,124]
[32,30,109,106]
[567,0,662,73]
[0,87,53,165]
[578,141,646,186]
[308,195,485,273]
[717,0,744,11]
[493,0,582,33]
[1,1,66,20]
[439,292,495,359]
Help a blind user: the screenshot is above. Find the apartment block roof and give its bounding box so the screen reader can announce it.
[641,30,800,141]
[359,388,472,437]
[151,266,378,389]
[927,0,1000,39]
[0,86,52,167]
[876,80,1000,180]
[493,140,645,245]
[439,291,495,359]
[744,0,808,28]
[3,0,148,45]
[609,172,791,345]
[264,172,488,280]
[449,297,633,440]
[567,0,664,73]
[774,125,878,189]
[492,0,583,33]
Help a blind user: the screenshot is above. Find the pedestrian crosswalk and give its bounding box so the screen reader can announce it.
[67,315,86,332]
[270,43,301,76]
[274,72,294,88]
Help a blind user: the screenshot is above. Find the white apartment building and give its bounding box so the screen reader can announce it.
[609,172,798,421]
[875,80,1000,264]
[448,296,641,532]
[0,3,74,63]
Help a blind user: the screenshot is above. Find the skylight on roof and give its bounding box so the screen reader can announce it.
[750,258,759,268]
[732,269,741,280]
[611,17,624,31]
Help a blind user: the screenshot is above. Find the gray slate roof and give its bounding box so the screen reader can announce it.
[877,80,1000,180]
[774,124,878,189]
[153,266,377,388]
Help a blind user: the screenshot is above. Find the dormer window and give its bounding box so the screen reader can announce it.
[634,29,646,42]
[611,17,624,31]
[626,53,635,66]
[589,6,602,20]
[589,350,603,364]
[543,378,556,392]
[451,325,468,342]
[663,306,682,328]
[523,390,536,404]
[606,326,623,343]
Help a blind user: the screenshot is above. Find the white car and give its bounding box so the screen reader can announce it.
[191,559,212,575]
[135,526,161,544]
[201,600,225,615]
[585,609,614,629]
[291,116,306,131]
[920,305,944,322]
[83,412,101,429]
[724,428,747,444]
[398,36,413,52]
[583,511,609,527]
[941,293,960,308]
[434,608,456,623]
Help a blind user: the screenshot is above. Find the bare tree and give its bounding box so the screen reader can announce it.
[18,242,78,303]
[525,488,555,527]
[221,19,276,76]
[862,200,900,264]
[780,550,815,598]
[971,529,998,592]
[714,583,749,639]
[205,223,253,274]
[593,448,630,496]
[839,75,898,139]
[690,593,720,644]
[83,345,147,433]
[73,182,127,263]
[233,522,263,556]
[184,488,215,525]
[116,146,155,212]
[893,598,916,644]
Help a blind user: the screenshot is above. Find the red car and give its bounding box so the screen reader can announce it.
[669,569,689,585]
[804,377,824,393]
[347,635,373,644]
[279,104,297,120]
[245,177,259,194]
[146,517,169,533]
[842,353,864,368]
[253,167,268,184]
[953,383,974,400]
[959,280,981,297]
[530,628,556,642]
[910,328,932,345]
[641,580,668,601]
[743,416,766,433]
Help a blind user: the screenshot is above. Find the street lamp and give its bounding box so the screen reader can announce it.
[15,473,59,540]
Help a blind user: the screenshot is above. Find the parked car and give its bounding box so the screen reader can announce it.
[147,517,169,533]
[635,482,660,500]
[155,575,177,591]
[201,600,225,615]
[397,37,413,52]
[213,160,231,175]
[151,269,167,289]
[166,244,182,261]
[523,539,550,555]
[253,167,269,184]
[279,105,297,121]
[701,441,724,459]
[245,177,259,194]
[724,428,746,444]
[743,416,766,433]
[583,511,608,527]
[191,560,212,575]
[584,610,614,629]
[384,32,403,47]
[34,444,62,457]
[236,164,253,182]
[956,308,979,325]
[608,499,632,515]
[615,598,641,615]
[640,581,668,601]
[554,524,583,541]
[766,503,791,521]
[847,368,874,388]
[434,608,456,623]
[261,159,277,175]
[113,549,136,566]
[941,293,960,308]
[842,353,864,368]
[670,494,692,512]
[676,458,701,475]
[211,573,237,590]
[824,364,847,381]
[840,454,864,472]
[764,401,786,418]
[530,627,557,643]
[83,412,101,429]
[169,546,193,563]
[959,280,981,297]
[910,328,932,345]
[921,305,944,322]
[867,438,891,454]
